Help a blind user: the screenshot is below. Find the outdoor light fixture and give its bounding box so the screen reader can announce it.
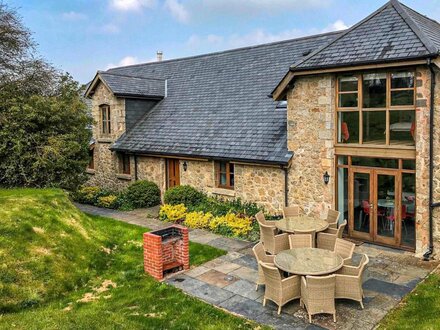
[183,161,188,172]
[323,171,330,185]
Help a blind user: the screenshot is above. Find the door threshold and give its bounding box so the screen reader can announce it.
[344,234,415,253]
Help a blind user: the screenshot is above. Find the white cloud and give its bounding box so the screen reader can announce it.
[321,19,349,33]
[106,55,158,69]
[164,0,189,23]
[61,11,87,21]
[186,20,349,50]
[110,0,156,11]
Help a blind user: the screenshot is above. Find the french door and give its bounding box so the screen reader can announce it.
[349,168,400,246]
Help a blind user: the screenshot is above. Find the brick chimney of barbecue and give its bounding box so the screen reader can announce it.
[156,51,163,62]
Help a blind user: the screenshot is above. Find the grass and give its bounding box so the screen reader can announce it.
[0,188,262,329]
[379,271,440,330]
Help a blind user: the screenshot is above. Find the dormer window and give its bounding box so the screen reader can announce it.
[276,100,288,109]
[100,104,111,135]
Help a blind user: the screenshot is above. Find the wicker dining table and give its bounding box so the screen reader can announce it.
[274,247,344,276]
[275,215,329,234]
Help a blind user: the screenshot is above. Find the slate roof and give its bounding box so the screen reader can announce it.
[94,72,166,98]
[292,0,440,71]
[108,32,340,165]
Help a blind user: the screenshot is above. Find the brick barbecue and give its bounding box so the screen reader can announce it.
[143,225,189,280]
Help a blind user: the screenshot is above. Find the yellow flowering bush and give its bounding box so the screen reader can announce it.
[159,204,187,223]
[97,195,119,209]
[209,213,253,238]
[184,211,213,229]
[76,186,101,204]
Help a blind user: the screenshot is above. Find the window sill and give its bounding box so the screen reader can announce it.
[97,137,113,143]
[116,174,132,181]
[210,187,235,197]
[335,143,415,150]
[86,169,95,175]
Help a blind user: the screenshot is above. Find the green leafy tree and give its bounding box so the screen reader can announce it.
[0,3,92,190]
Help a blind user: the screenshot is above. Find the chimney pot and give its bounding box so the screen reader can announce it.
[157,51,163,62]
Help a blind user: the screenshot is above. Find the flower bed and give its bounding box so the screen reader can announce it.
[159,186,265,241]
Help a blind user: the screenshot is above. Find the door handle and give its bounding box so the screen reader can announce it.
[369,203,374,209]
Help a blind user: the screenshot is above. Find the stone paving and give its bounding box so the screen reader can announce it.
[76,203,438,329]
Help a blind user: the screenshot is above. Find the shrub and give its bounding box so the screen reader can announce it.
[192,196,262,217]
[159,204,187,223]
[184,211,213,229]
[97,195,119,209]
[164,185,206,208]
[72,186,103,204]
[209,213,253,238]
[124,180,161,208]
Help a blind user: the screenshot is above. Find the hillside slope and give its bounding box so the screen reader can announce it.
[0,189,108,312]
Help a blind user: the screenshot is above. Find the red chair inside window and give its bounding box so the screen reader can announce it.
[341,122,350,142]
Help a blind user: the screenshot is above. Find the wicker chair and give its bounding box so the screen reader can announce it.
[289,234,313,249]
[256,211,278,244]
[253,242,275,291]
[260,223,289,255]
[326,209,341,229]
[293,230,316,247]
[334,238,356,265]
[260,262,301,315]
[335,254,369,308]
[282,205,300,218]
[317,220,347,251]
[300,275,337,323]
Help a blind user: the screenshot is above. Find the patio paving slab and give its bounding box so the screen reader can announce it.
[233,254,259,270]
[224,279,264,300]
[228,266,259,283]
[363,278,413,299]
[197,269,238,288]
[185,266,210,278]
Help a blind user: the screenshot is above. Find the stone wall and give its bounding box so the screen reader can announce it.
[137,156,166,194]
[431,65,440,257]
[87,82,133,191]
[414,67,431,256]
[286,74,335,218]
[179,160,215,192]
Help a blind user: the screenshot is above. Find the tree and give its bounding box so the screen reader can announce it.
[0,3,92,190]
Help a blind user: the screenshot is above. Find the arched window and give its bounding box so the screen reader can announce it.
[99,104,111,135]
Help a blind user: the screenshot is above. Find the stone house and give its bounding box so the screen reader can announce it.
[85,0,440,258]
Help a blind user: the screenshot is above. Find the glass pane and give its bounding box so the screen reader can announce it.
[390,110,415,146]
[403,160,416,170]
[391,90,414,106]
[354,172,370,233]
[363,73,387,108]
[220,162,226,172]
[351,157,398,169]
[338,156,348,165]
[229,163,234,174]
[339,76,358,92]
[220,173,227,186]
[230,174,234,187]
[362,111,386,144]
[338,112,359,143]
[102,108,107,121]
[339,93,358,108]
[337,167,348,227]
[377,175,396,238]
[391,72,414,89]
[402,173,416,247]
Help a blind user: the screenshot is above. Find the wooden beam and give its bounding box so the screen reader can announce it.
[335,145,416,159]
[272,71,295,101]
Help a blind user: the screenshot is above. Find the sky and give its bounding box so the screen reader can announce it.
[7,0,440,83]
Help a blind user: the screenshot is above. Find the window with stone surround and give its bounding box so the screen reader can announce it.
[118,153,131,175]
[100,104,111,136]
[88,148,95,170]
[215,161,234,189]
[337,71,415,147]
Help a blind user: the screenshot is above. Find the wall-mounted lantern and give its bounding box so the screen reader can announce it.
[323,171,330,185]
[183,161,188,172]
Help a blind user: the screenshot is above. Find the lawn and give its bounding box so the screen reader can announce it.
[0,188,262,329]
[379,271,440,330]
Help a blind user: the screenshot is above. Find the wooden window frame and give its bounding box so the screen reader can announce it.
[216,161,234,189]
[100,104,111,136]
[336,70,416,147]
[119,153,131,175]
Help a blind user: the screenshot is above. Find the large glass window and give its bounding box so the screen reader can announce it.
[100,104,111,135]
[337,71,416,146]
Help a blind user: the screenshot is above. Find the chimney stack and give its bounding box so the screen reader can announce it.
[156,51,163,62]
